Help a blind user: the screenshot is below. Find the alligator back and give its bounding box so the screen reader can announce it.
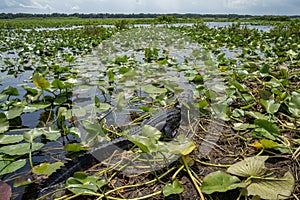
[39,106,181,191]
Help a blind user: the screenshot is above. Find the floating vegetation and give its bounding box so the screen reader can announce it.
[0,18,299,199]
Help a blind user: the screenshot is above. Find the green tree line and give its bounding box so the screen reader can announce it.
[0,13,298,20]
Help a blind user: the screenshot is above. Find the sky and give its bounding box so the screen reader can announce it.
[0,0,299,15]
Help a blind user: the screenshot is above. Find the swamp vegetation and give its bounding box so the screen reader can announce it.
[0,18,299,199]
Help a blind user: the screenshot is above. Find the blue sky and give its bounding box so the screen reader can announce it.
[0,0,299,15]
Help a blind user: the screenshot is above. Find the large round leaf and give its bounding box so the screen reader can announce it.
[247,172,294,200]
[141,85,167,94]
[201,171,246,194]
[227,156,269,177]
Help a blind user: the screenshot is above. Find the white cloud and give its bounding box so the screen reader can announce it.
[0,0,299,15]
[71,5,80,11]
[3,0,53,11]
[224,0,261,9]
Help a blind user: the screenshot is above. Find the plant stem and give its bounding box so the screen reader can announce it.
[96,166,176,199]
[195,159,231,168]
[181,156,205,200]
[106,191,162,200]
[29,143,33,168]
[172,164,184,180]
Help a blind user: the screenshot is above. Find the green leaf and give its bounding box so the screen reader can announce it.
[141,125,162,140]
[23,128,44,143]
[141,85,167,94]
[127,134,151,153]
[0,86,19,96]
[163,179,184,197]
[211,103,229,121]
[165,135,195,155]
[52,79,66,90]
[107,69,114,81]
[81,120,106,143]
[94,96,101,108]
[32,162,64,176]
[233,123,255,131]
[23,87,38,95]
[247,171,294,200]
[66,183,98,194]
[197,100,209,109]
[0,113,9,133]
[288,92,300,117]
[191,74,204,84]
[54,96,67,105]
[6,106,23,119]
[32,73,50,90]
[0,159,26,175]
[201,171,247,194]
[127,125,163,153]
[228,79,248,92]
[66,172,105,194]
[227,156,269,177]
[41,127,61,141]
[96,103,111,113]
[264,77,282,88]
[254,119,280,140]
[69,127,81,138]
[0,143,44,156]
[64,143,87,152]
[116,92,126,111]
[245,111,268,120]
[23,103,51,113]
[0,135,23,145]
[260,139,279,149]
[232,108,245,118]
[260,99,280,114]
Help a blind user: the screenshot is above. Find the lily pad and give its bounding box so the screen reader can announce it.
[260,99,281,114]
[254,119,280,140]
[211,103,230,121]
[165,135,196,155]
[201,171,247,194]
[32,162,64,176]
[6,106,23,120]
[116,92,126,111]
[227,156,269,177]
[0,159,26,175]
[64,143,87,152]
[0,113,9,133]
[247,171,294,200]
[52,79,67,90]
[23,128,44,143]
[0,135,23,145]
[32,73,50,90]
[66,172,107,194]
[141,85,167,94]
[163,179,184,197]
[288,92,300,117]
[23,103,51,113]
[40,127,61,141]
[0,86,19,97]
[0,143,44,156]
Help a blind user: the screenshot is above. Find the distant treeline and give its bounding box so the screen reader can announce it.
[0,13,298,20]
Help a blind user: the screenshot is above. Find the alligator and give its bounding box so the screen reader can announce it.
[39,104,182,193]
